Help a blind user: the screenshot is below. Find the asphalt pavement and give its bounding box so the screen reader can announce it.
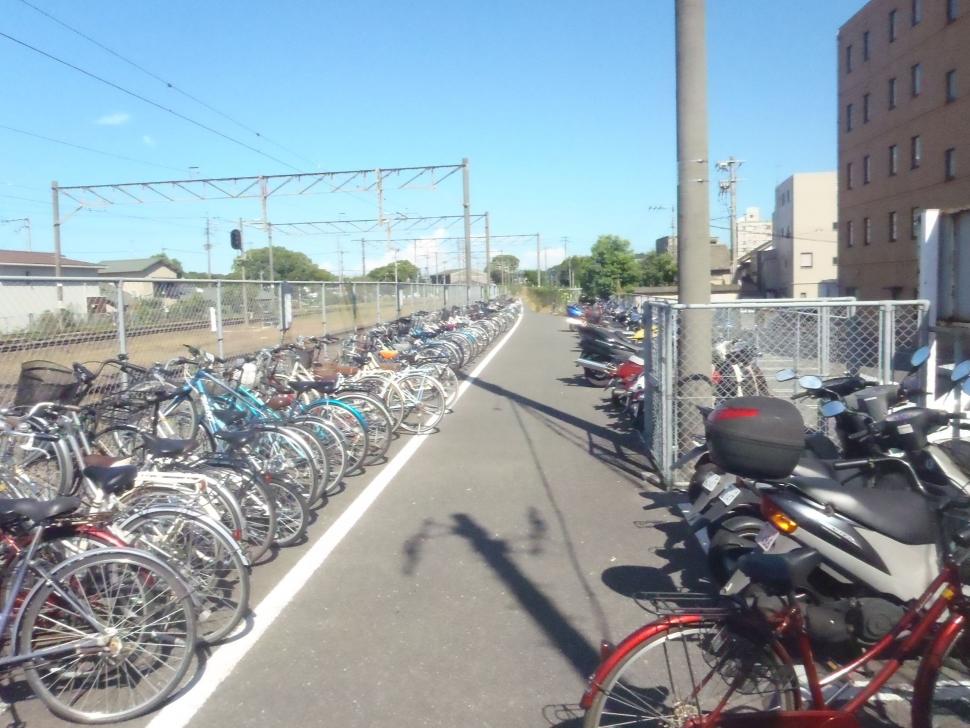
[4,306,709,728]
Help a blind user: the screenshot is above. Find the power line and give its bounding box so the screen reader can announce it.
[709,224,832,246]
[0,30,299,172]
[16,0,317,170]
[0,123,187,173]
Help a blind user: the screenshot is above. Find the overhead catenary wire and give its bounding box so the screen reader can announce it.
[15,0,318,170]
[0,123,188,174]
[0,30,299,172]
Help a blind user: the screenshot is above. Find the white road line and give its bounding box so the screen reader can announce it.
[149,310,524,728]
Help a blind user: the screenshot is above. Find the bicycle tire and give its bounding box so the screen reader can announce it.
[19,547,196,724]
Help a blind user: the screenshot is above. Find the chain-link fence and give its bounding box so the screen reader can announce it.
[0,276,502,403]
[640,298,930,488]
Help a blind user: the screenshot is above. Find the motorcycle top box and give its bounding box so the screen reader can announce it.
[705,396,804,480]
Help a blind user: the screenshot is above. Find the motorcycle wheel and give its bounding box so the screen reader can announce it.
[707,516,764,585]
[583,368,612,388]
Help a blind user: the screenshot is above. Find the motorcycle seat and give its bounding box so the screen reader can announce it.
[739,548,822,595]
[789,474,938,545]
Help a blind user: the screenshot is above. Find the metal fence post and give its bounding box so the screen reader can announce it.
[351,282,358,328]
[215,281,225,358]
[321,282,327,335]
[660,305,676,487]
[115,280,127,356]
[818,305,831,377]
[642,302,655,449]
[376,283,382,324]
[879,302,895,383]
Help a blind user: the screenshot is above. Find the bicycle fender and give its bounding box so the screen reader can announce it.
[579,614,707,710]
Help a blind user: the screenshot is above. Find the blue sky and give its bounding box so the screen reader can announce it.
[0,0,866,277]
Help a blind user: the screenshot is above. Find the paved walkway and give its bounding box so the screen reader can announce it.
[9,307,709,728]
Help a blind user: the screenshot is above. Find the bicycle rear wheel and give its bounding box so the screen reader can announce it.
[19,547,196,724]
[583,619,798,727]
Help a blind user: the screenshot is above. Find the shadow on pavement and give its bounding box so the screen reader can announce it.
[468,376,647,487]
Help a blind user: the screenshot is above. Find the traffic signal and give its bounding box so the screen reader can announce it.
[230,229,243,251]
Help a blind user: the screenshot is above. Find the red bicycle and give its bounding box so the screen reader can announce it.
[580,508,970,727]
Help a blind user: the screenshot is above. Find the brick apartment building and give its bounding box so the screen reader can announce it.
[838,0,970,300]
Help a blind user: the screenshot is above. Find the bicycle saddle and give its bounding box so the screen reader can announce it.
[214,429,259,449]
[82,465,138,496]
[140,433,196,458]
[288,380,335,395]
[0,496,82,525]
[213,408,248,426]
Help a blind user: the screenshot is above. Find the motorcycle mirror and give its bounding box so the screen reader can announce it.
[951,360,970,383]
[775,368,796,382]
[799,375,824,391]
[910,345,931,369]
[820,400,847,417]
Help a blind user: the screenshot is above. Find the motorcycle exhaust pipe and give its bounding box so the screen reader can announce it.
[575,358,615,374]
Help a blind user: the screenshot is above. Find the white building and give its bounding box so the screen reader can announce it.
[0,250,103,331]
[771,172,839,299]
[735,207,773,260]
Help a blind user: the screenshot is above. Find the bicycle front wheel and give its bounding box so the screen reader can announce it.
[19,547,196,724]
[583,619,798,727]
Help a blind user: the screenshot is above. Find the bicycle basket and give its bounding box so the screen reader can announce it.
[14,360,79,407]
[94,387,160,428]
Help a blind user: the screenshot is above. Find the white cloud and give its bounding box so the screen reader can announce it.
[142,134,156,147]
[95,112,131,126]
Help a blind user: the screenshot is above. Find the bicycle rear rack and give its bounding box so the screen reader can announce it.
[633,590,737,618]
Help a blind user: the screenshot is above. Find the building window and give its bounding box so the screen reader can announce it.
[863,93,871,122]
[846,103,853,132]
[911,63,922,96]
[946,69,958,102]
[889,9,898,41]
[863,154,871,183]
[948,0,959,22]
[847,220,855,247]
[888,77,897,109]
[912,0,923,25]
[889,144,899,175]
[846,44,853,73]
[845,286,858,297]
[847,161,854,189]
[800,252,814,268]
[945,147,957,180]
[863,30,870,60]
[911,135,922,168]
[911,207,921,239]
[889,210,898,241]
[864,217,872,245]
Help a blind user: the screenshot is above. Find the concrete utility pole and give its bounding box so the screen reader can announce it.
[360,238,366,277]
[51,181,63,303]
[462,158,472,304]
[259,176,275,282]
[675,0,713,443]
[717,156,743,272]
[484,211,491,285]
[204,217,212,278]
[536,233,542,286]
[238,217,248,323]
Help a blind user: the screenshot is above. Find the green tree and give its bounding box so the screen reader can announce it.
[366,260,420,282]
[638,252,678,287]
[580,235,639,298]
[488,254,519,284]
[230,246,334,281]
[521,270,538,286]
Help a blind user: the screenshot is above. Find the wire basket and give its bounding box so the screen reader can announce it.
[14,361,79,407]
[94,387,158,429]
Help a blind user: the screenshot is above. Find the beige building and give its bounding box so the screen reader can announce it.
[838,0,970,299]
[771,172,839,298]
[98,256,180,298]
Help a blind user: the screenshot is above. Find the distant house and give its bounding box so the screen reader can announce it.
[430,268,489,285]
[98,256,180,298]
[0,249,103,331]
